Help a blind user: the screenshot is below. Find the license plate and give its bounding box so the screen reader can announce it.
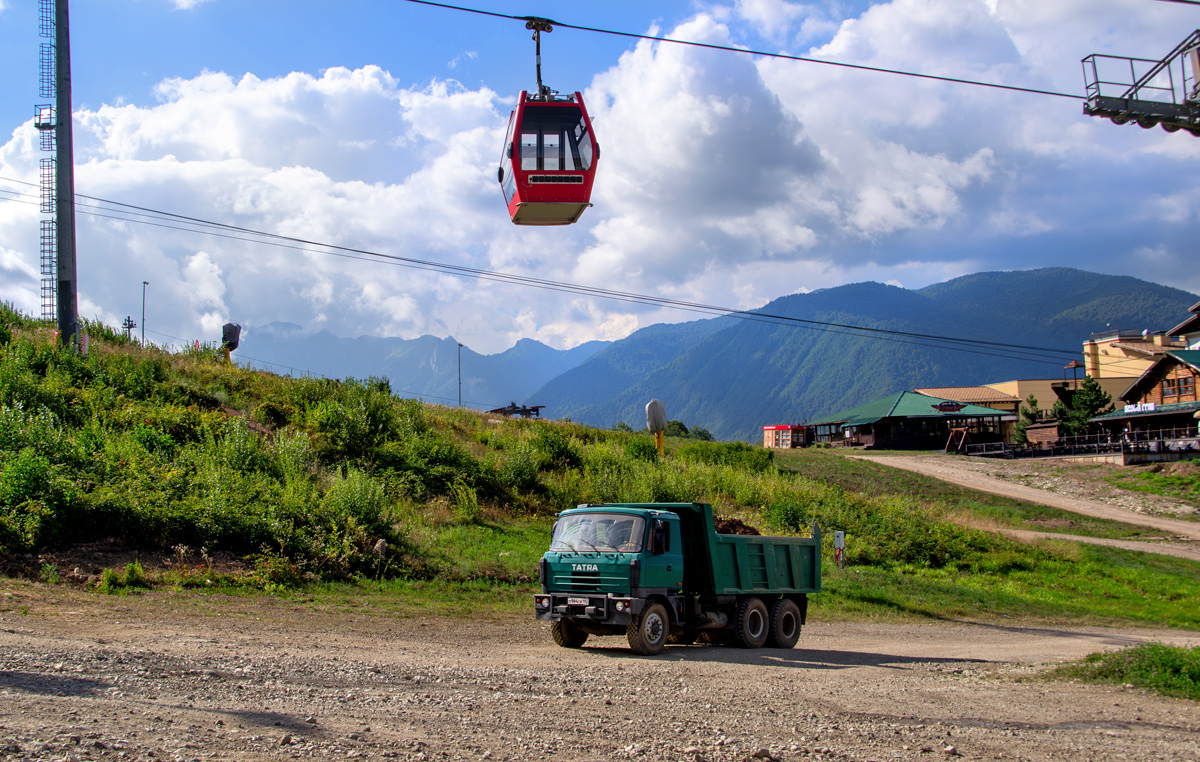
[567,597,588,606]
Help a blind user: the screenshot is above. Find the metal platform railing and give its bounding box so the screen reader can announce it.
[1082,30,1200,135]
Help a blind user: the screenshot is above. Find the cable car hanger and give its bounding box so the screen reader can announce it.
[520,16,558,101]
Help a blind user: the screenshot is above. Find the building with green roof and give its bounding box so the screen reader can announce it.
[808,391,1008,450]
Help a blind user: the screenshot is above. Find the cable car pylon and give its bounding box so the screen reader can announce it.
[1082,29,1200,136]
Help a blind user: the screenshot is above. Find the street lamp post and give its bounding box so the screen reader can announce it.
[141,281,148,344]
[458,342,464,407]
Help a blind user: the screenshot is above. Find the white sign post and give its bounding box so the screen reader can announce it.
[834,531,846,569]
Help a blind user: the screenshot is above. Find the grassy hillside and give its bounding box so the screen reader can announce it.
[2,303,1198,629]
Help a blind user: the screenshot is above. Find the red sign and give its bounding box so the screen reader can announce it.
[932,401,965,413]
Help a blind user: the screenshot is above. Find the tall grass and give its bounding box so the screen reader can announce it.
[2,306,1199,634]
[1056,643,1200,700]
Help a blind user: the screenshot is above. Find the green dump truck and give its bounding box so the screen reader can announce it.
[534,502,821,655]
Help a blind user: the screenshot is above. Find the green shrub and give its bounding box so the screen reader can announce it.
[0,448,68,552]
[272,429,316,484]
[133,425,177,458]
[253,400,293,429]
[252,551,305,590]
[624,437,659,463]
[765,483,1001,569]
[39,563,59,584]
[532,426,582,470]
[1060,643,1200,700]
[451,479,482,524]
[322,468,389,529]
[307,384,398,462]
[210,417,271,475]
[501,440,541,491]
[677,440,773,473]
[98,567,122,594]
[121,560,149,588]
[0,403,68,459]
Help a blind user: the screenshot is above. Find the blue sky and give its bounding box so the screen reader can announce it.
[1,0,1198,354]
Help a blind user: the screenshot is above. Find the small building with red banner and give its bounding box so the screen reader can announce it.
[762,424,810,449]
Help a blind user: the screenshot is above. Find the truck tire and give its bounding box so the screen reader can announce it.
[766,598,802,649]
[733,597,769,649]
[550,620,589,648]
[626,602,669,655]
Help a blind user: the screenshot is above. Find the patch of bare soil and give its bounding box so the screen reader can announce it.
[3,540,252,588]
[2,584,1200,762]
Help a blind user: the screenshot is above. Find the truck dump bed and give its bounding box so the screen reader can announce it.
[671,503,821,597]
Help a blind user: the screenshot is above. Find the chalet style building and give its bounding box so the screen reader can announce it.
[1091,350,1200,436]
[1090,303,1200,438]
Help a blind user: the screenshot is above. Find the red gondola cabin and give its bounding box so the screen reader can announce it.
[498,91,599,225]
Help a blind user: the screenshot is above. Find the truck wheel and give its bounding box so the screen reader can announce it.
[734,597,769,649]
[550,620,589,648]
[627,602,669,655]
[766,598,802,649]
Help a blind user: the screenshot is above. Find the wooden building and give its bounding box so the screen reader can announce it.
[1090,350,1200,436]
[809,391,1007,450]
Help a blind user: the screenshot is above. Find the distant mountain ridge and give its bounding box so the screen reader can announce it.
[525,268,1198,441]
[240,326,608,409]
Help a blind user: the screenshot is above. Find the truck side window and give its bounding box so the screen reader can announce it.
[652,520,670,555]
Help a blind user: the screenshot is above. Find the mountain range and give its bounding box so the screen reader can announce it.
[239,325,608,410]
[240,268,1197,441]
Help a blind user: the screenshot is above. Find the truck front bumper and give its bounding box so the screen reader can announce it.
[533,593,642,625]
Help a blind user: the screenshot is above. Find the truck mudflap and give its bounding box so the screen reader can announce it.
[534,593,643,625]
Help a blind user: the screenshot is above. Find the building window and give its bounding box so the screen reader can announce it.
[1164,378,1178,397]
[1181,376,1195,397]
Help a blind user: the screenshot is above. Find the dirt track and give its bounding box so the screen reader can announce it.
[847,454,1200,562]
[2,585,1200,762]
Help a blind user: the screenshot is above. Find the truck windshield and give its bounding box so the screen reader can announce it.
[551,513,645,553]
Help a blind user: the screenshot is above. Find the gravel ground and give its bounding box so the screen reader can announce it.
[2,585,1199,762]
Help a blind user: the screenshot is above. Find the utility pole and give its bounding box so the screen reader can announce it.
[122,316,136,341]
[458,342,464,407]
[141,280,148,344]
[54,0,80,348]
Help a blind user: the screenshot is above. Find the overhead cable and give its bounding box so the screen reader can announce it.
[399,0,1084,100]
[0,180,1084,366]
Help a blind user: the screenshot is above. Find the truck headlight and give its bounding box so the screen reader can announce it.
[536,596,550,608]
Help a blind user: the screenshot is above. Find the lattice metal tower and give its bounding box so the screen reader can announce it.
[35,0,56,321]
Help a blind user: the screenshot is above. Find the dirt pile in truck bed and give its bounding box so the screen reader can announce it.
[713,517,761,535]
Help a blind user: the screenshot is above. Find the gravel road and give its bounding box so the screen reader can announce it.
[846,454,1200,562]
[2,585,1199,762]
